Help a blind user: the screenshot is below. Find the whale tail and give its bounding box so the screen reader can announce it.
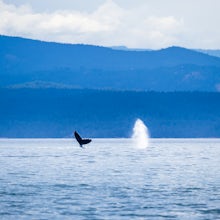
[74,131,91,147]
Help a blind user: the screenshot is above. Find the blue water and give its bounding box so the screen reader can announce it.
[0,139,220,219]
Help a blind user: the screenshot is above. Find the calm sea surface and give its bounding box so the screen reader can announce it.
[0,138,220,219]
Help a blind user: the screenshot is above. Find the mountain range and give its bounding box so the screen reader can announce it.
[111,46,220,58]
[1,35,220,91]
[1,35,220,138]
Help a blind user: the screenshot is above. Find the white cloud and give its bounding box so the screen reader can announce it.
[0,0,126,43]
[0,0,219,49]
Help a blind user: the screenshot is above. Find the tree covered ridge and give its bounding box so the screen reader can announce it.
[1,88,220,138]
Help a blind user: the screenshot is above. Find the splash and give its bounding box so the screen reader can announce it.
[132,118,150,149]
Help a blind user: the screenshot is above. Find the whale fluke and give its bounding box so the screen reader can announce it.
[74,131,91,148]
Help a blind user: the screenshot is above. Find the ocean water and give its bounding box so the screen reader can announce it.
[0,138,220,219]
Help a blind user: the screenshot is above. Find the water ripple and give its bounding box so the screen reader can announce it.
[0,138,220,219]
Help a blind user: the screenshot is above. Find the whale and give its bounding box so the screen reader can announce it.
[74,131,91,148]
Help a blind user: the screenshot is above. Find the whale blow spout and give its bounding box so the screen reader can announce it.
[132,119,150,149]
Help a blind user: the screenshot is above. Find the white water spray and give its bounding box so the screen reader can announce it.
[132,118,150,149]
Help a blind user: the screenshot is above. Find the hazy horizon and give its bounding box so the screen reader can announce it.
[1,34,220,51]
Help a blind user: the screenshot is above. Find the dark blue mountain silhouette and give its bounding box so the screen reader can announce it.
[1,36,220,137]
[1,35,220,91]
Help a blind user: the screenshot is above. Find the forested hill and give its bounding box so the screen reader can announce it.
[1,35,220,91]
[1,88,220,138]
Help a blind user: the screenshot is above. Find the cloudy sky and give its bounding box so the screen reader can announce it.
[1,0,220,49]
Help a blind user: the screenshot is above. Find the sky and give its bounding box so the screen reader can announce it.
[0,0,220,49]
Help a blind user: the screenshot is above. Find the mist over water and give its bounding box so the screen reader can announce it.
[132,118,150,149]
